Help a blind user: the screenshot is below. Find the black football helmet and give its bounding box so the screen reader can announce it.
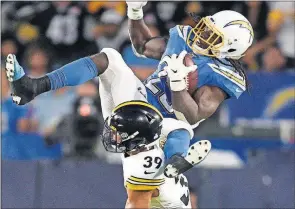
[102,101,163,153]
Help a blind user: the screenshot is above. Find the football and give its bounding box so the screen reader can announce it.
[183,53,198,95]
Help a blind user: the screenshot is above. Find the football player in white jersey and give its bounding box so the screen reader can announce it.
[102,101,208,208]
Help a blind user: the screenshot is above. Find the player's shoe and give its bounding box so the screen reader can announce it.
[5,54,36,105]
[164,140,211,178]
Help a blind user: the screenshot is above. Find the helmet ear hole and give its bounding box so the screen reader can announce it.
[146,114,154,123]
[228,49,236,53]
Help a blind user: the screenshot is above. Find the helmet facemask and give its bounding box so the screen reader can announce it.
[187,16,224,57]
[102,118,152,153]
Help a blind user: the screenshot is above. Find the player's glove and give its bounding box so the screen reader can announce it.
[163,51,197,92]
[126,1,147,20]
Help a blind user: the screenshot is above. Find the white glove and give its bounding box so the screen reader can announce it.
[126,1,147,20]
[163,51,197,92]
[126,1,147,9]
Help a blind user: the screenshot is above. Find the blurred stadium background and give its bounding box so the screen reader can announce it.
[1,1,294,208]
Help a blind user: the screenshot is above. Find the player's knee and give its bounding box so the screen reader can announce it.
[166,129,191,146]
[99,48,131,74]
[90,52,109,74]
[101,48,124,65]
[90,48,125,74]
[101,48,122,59]
[164,129,191,159]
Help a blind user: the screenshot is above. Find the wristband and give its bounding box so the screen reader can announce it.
[127,7,144,20]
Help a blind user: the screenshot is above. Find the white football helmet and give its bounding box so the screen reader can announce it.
[187,10,254,60]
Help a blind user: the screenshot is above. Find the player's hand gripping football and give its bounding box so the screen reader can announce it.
[126,1,147,20]
[163,51,197,92]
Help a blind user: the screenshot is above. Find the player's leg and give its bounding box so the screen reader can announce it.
[5,54,103,105]
[164,139,211,178]
[5,48,144,106]
[161,118,211,178]
[98,48,147,119]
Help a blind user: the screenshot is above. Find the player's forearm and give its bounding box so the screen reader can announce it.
[171,90,202,125]
[172,84,226,126]
[128,18,166,60]
[128,19,153,53]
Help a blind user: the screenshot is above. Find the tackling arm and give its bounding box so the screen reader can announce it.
[125,189,153,209]
[127,2,166,60]
[171,86,227,126]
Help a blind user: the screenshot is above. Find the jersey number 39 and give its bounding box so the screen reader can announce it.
[143,156,163,169]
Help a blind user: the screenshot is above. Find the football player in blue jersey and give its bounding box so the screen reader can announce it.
[126,1,254,176]
[4,1,253,178]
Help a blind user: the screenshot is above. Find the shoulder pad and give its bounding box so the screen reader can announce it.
[206,62,246,98]
[169,25,192,42]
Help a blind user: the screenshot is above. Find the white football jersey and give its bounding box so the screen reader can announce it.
[122,118,194,208]
[122,143,191,209]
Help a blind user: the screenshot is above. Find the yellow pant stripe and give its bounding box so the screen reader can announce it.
[129,176,165,184]
[126,181,164,191]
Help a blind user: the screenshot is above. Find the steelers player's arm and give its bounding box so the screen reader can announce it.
[171,86,227,125]
[125,189,153,209]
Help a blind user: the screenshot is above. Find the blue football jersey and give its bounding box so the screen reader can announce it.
[144,25,246,117]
